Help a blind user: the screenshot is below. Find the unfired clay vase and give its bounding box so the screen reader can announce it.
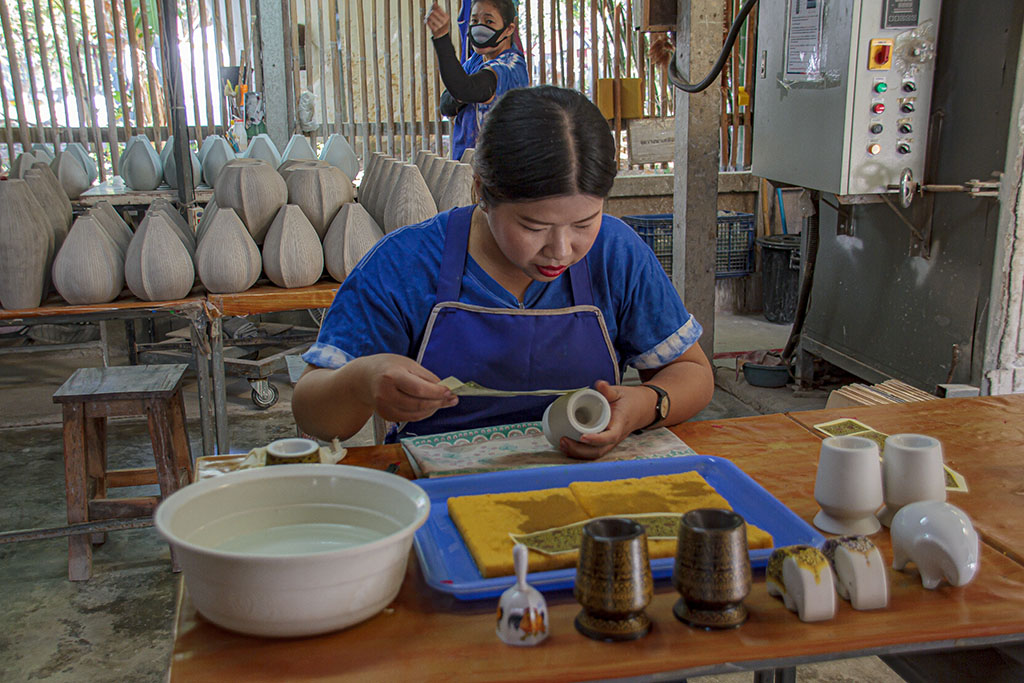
[52,215,125,304]
[460,147,476,166]
[195,200,219,245]
[358,154,386,219]
[0,179,50,309]
[197,135,220,164]
[383,164,436,233]
[125,212,195,301]
[261,205,324,288]
[278,159,329,184]
[286,165,354,240]
[423,155,445,200]
[162,137,202,189]
[148,198,197,256]
[24,165,72,244]
[370,159,399,225]
[280,134,317,166]
[10,152,40,178]
[121,135,164,190]
[66,142,99,184]
[323,202,384,281]
[414,149,435,178]
[50,152,92,199]
[195,207,262,294]
[320,133,360,181]
[243,134,282,167]
[31,143,55,161]
[432,160,458,205]
[200,136,236,189]
[436,162,474,212]
[90,201,134,258]
[214,158,288,244]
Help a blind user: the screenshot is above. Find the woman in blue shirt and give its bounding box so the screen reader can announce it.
[294,86,713,459]
[426,0,529,160]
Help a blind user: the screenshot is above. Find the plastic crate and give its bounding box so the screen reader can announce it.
[621,211,756,278]
[715,211,755,278]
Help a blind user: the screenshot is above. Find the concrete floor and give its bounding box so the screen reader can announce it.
[0,313,903,682]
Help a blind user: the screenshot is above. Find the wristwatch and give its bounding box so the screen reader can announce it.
[637,384,670,431]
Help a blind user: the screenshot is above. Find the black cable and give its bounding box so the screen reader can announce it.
[667,0,759,93]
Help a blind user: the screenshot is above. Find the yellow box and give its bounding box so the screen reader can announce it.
[868,38,894,70]
[596,78,645,120]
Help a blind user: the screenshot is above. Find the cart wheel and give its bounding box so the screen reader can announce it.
[251,383,279,409]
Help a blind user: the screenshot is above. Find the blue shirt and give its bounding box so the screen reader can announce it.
[451,47,529,161]
[304,209,703,374]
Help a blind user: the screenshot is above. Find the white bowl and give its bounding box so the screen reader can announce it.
[155,464,429,637]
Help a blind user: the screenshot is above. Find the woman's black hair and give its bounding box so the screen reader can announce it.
[473,0,517,27]
[473,85,617,204]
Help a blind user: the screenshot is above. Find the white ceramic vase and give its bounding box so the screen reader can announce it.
[125,213,196,301]
[382,164,436,233]
[262,205,324,288]
[121,135,164,190]
[541,389,611,448]
[52,215,125,304]
[195,207,262,294]
[319,133,360,180]
[201,136,236,189]
[0,179,50,309]
[322,202,384,282]
[89,201,134,258]
[214,158,288,245]
[436,162,474,212]
[280,134,317,165]
[243,134,282,167]
[286,165,355,240]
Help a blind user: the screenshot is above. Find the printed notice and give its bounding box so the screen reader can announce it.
[786,0,823,77]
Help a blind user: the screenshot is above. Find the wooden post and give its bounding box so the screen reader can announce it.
[62,0,95,150]
[0,0,31,150]
[197,0,217,134]
[357,0,370,160]
[183,0,206,142]
[31,0,61,148]
[302,0,313,141]
[370,0,383,153]
[159,0,196,202]
[210,0,229,131]
[405,0,416,150]
[566,0,574,92]
[109,0,134,142]
[418,0,428,155]
[136,0,164,144]
[78,0,108,176]
[590,0,597,99]
[383,0,396,156]
[46,0,74,141]
[329,0,343,137]
[525,0,532,78]
[613,5,621,170]
[0,58,15,160]
[344,0,357,144]
[743,2,756,169]
[397,0,407,158]
[317,0,328,142]
[92,0,122,171]
[729,0,739,170]
[15,1,45,145]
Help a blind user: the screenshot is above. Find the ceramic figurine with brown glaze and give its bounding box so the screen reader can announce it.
[766,545,837,622]
[497,544,548,646]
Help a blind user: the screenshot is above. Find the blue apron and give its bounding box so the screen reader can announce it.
[399,205,620,438]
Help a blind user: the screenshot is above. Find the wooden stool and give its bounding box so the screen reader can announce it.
[53,364,194,580]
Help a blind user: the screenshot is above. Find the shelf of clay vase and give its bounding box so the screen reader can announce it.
[77,179,214,206]
[205,279,341,317]
[0,286,206,319]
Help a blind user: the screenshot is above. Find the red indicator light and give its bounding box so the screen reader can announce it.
[872,103,886,115]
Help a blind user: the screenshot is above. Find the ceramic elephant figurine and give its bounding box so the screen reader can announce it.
[766,545,837,622]
[891,501,979,589]
[822,536,889,610]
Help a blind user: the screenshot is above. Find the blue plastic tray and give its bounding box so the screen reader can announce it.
[412,455,823,600]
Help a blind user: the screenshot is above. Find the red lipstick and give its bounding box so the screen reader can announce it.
[537,265,566,278]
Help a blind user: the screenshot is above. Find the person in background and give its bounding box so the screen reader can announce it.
[426,0,529,161]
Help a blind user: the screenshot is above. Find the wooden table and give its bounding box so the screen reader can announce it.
[169,400,1024,681]
[77,180,214,207]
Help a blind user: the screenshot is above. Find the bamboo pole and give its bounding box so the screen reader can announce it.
[435,0,450,155]
[0,57,15,161]
[589,0,596,99]
[62,0,96,151]
[210,0,228,131]
[183,0,206,141]
[549,0,558,85]
[383,0,395,156]
[0,0,31,150]
[406,0,416,151]
[302,0,314,142]
[578,0,585,92]
[566,0,573,92]
[43,0,72,142]
[396,0,407,157]
[196,0,217,132]
[418,0,428,155]
[743,3,756,169]
[288,0,300,131]
[108,0,134,142]
[15,1,45,144]
[344,0,356,144]
[78,0,107,177]
[538,0,545,83]
[329,0,343,137]
[137,0,164,143]
[240,0,252,87]
[92,0,122,172]
[224,0,238,71]
[524,0,532,78]
[317,0,328,141]
[729,1,739,170]
[370,1,383,153]
[613,5,621,170]
[357,0,370,160]
[719,1,730,164]
[250,0,262,92]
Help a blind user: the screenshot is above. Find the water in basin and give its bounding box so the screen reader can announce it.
[216,523,386,555]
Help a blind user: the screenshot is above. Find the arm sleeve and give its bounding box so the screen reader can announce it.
[432,36,497,103]
[439,90,464,117]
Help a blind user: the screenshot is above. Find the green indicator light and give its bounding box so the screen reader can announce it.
[875,82,888,93]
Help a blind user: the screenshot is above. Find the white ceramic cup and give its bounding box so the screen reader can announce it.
[542,389,611,448]
[265,437,321,465]
[813,435,883,536]
[877,433,946,527]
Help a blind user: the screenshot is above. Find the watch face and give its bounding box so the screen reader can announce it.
[657,396,669,419]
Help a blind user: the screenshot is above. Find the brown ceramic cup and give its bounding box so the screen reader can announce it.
[573,517,653,641]
[672,508,752,629]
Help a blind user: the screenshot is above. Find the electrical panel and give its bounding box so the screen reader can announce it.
[751,0,941,196]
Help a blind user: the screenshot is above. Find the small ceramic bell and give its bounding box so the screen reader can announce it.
[496,544,548,646]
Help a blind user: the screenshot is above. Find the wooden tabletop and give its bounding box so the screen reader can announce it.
[77,180,214,206]
[0,290,206,321]
[169,400,1024,681]
[787,395,1024,563]
[205,281,342,317]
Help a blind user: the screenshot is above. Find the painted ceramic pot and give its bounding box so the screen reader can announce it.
[672,508,752,629]
[813,436,883,536]
[891,501,979,589]
[214,158,288,244]
[822,535,889,610]
[124,212,195,301]
[542,389,611,448]
[262,205,324,288]
[573,518,653,641]
[382,164,436,233]
[65,142,99,184]
[322,202,384,282]
[161,136,202,189]
[279,134,317,165]
[51,151,92,199]
[497,544,548,646]
[243,134,282,168]
[286,165,354,240]
[766,545,837,622]
[121,135,164,190]
[0,179,50,310]
[436,162,474,212]
[90,201,134,258]
[319,133,360,181]
[52,215,125,305]
[878,433,946,527]
[200,136,236,189]
[196,207,262,294]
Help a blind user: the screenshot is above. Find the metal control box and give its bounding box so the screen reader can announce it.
[752,0,941,195]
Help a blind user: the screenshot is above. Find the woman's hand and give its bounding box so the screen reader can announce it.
[559,380,654,460]
[352,354,458,423]
[425,3,451,39]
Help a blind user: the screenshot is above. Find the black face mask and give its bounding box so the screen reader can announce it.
[468,22,507,49]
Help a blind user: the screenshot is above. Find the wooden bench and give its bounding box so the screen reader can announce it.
[53,364,193,580]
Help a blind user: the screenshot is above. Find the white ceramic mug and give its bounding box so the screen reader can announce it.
[813,435,883,536]
[878,433,946,527]
[542,389,611,449]
[265,437,320,465]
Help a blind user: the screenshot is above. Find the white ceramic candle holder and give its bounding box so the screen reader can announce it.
[878,433,946,527]
[541,389,611,449]
[813,436,883,536]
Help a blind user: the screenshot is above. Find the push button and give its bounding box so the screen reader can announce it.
[899,123,913,134]
[874,82,888,94]
[868,143,882,156]
[897,143,911,155]
[870,123,884,134]
[872,102,886,115]
[903,81,917,92]
[901,100,916,113]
